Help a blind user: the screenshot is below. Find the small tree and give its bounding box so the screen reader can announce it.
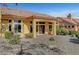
[67,13,72,19]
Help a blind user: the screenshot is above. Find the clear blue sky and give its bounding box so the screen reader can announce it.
[1,3,79,18]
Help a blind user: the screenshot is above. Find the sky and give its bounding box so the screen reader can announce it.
[0,3,79,18]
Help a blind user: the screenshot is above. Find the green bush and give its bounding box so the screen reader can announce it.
[25,33,33,38]
[75,31,79,39]
[5,31,13,39]
[56,28,69,35]
[56,29,61,35]
[69,30,77,35]
[9,35,20,45]
[61,28,69,35]
[5,31,20,45]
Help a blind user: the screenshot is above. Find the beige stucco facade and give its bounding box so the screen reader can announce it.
[0,15,57,38]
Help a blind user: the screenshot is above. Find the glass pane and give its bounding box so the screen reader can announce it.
[9,20,12,23]
[30,21,32,24]
[18,25,21,32]
[49,22,52,24]
[49,25,52,31]
[36,25,38,32]
[30,25,33,33]
[14,20,22,33]
[36,22,38,24]
[9,25,12,31]
[14,24,18,33]
[18,20,21,23]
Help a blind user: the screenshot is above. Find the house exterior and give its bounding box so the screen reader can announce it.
[0,8,57,38]
[57,17,79,31]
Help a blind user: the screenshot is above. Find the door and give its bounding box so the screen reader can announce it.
[39,25,45,34]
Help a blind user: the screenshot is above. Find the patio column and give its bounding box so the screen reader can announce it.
[12,20,14,34]
[52,23,54,34]
[33,19,36,38]
[45,22,48,34]
[53,21,56,35]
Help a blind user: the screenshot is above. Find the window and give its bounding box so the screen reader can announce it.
[49,22,52,24]
[36,22,38,24]
[72,26,74,28]
[30,21,32,24]
[9,20,12,23]
[18,24,21,32]
[49,25,52,31]
[68,26,70,28]
[65,26,67,28]
[9,20,12,31]
[14,20,22,33]
[8,20,22,33]
[30,25,33,33]
[9,25,12,31]
[18,20,21,23]
[39,22,45,24]
[14,24,21,33]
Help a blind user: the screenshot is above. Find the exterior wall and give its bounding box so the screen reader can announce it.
[77,25,79,31]
[59,22,76,31]
[74,25,78,31]
[1,17,56,38]
[20,19,32,37]
[2,19,9,31]
[1,19,8,37]
[23,20,30,34]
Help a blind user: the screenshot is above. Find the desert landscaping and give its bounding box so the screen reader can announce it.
[0,34,79,55]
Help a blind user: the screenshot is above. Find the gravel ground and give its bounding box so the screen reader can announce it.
[54,35,79,55]
[0,35,79,55]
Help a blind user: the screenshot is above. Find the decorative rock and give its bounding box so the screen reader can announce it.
[48,45,57,50]
[29,44,38,49]
[49,37,55,41]
[38,43,48,48]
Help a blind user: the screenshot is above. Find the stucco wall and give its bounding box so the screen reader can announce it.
[23,20,30,34]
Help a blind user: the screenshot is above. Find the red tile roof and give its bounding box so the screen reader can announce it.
[0,8,55,20]
[57,17,78,25]
[72,19,79,24]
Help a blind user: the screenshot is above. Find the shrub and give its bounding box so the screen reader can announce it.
[8,35,20,45]
[49,37,55,41]
[56,28,61,35]
[5,31,13,39]
[56,28,69,35]
[69,30,77,35]
[25,33,33,38]
[5,31,20,45]
[75,31,79,39]
[60,28,69,35]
